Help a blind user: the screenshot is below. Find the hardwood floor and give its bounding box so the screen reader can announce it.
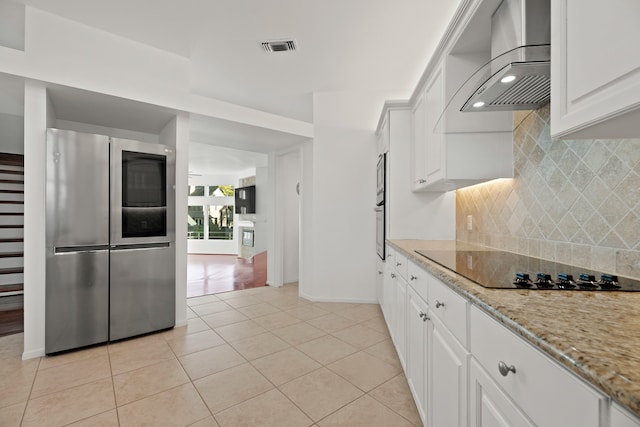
[187,251,267,298]
[0,295,23,337]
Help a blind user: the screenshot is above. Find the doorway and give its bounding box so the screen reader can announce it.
[187,252,267,297]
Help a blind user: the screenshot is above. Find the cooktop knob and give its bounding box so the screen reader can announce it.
[535,273,554,288]
[599,274,621,289]
[557,273,576,289]
[513,272,533,288]
[577,273,598,289]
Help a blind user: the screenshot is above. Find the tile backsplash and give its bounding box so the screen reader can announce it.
[456,103,640,279]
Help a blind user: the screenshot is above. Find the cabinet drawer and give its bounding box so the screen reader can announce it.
[393,251,408,280]
[407,260,428,301]
[470,306,605,427]
[428,276,468,348]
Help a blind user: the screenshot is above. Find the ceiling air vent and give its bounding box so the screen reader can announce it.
[260,40,297,53]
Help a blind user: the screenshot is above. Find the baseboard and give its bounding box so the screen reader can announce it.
[23,347,44,360]
[299,291,378,304]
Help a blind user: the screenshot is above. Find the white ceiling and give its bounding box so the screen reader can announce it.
[189,142,268,176]
[10,0,462,173]
[19,0,461,123]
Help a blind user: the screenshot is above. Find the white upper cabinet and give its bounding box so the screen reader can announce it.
[376,112,390,155]
[410,56,514,192]
[409,0,516,192]
[551,0,640,139]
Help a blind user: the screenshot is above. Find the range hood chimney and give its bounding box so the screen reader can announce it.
[461,0,551,112]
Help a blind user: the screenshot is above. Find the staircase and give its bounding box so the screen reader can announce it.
[0,153,24,337]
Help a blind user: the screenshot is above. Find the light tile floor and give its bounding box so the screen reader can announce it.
[0,283,421,427]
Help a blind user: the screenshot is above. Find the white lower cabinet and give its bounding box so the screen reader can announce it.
[471,306,606,427]
[380,247,407,370]
[382,261,395,336]
[611,403,640,427]
[376,259,384,307]
[429,314,468,427]
[387,248,640,427]
[406,285,429,424]
[406,276,469,427]
[469,358,535,427]
[394,275,407,369]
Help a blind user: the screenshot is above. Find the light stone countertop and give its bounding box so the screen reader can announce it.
[388,239,640,418]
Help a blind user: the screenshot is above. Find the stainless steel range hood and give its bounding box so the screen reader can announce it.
[461,0,550,112]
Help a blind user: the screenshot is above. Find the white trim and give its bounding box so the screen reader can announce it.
[299,291,378,305]
[22,347,45,360]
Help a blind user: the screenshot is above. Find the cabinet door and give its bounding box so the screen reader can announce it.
[394,277,407,369]
[424,64,444,184]
[382,267,396,334]
[376,260,384,305]
[551,0,640,138]
[611,403,640,427]
[429,315,468,427]
[410,89,427,191]
[406,286,428,424]
[469,358,536,427]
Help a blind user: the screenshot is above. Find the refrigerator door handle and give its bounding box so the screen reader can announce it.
[54,245,110,255]
[110,242,171,251]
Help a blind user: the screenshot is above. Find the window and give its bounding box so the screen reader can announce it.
[189,185,204,196]
[187,205,204,239]
[208,205,234,240]
[187,184,235,241]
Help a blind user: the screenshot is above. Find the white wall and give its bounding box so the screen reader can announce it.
[254,166,269,255]
[159,114,189,328]
[55,120,159,144]
[0,112,24,154]
[299,91,384,303]
[4,7,190,111]
[278,150,301,283]
[22,80,49,359]
[0,1,25,51]
[299,141,314,293]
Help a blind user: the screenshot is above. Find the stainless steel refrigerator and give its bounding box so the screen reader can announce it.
[45,129,175,354]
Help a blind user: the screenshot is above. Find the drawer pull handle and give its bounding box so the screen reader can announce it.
[498,361,516,377]
[435,300,445,309]
[419,312,430,321]
[391,273,396,279]
[396,262,402,267]
[410,275,417,281]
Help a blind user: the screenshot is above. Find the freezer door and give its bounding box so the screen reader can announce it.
[109,243,176,341]
[45,248,109,354]
[46,129,110,247]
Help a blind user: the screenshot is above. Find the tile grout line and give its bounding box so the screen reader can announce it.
[106,343,122,426]
[22,285,411,426]
[188,287,411,426]
[18,353,41,426]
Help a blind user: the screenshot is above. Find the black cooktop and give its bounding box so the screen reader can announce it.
[415,249,640,291]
